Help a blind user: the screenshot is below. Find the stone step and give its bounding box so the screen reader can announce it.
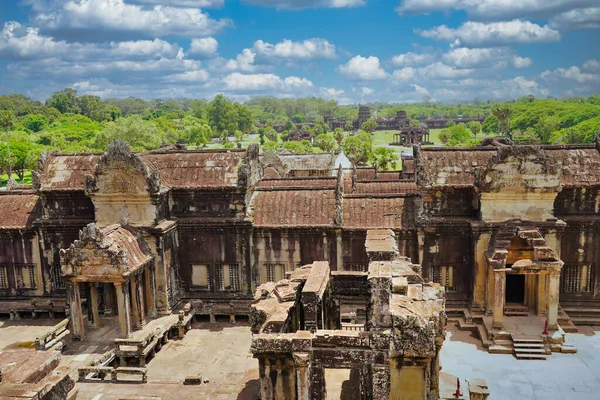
[489,345,512,354]
[515,348,547,354]
[494,339,513,346]
[504,311,529,316]
[511,334,543,343]
[514,343,544,349]
[560,345,577,354]
[515,353,547,360]
[569,317,600,326]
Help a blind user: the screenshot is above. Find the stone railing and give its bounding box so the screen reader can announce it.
[35,318,70,350]
[341,323,365,332]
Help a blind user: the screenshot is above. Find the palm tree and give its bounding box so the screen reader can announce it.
[491,104,513,138]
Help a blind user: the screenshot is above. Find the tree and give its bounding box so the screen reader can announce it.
[44,107,62,123]
[8,141,40,182]
[264,126,278,142]
[467,121,482,138]
[446,124,473,147]
[235,102,254,133]
[410,119,421,128]
[292,113,305,123]
[22,114,48,132]
[207,94,237,134]
[315,133,336,152]
[446,120,456,127]
[333,128,345,146]
[283,140,312,153]
[361,118,376,134]
[370,147,399,171]
[221,130,229,145]
[343,131,372,165]
[263,140,280,152]
[560,127,586,144]
[46,88,79,114]
[534,116,560,144]
[491,103,514,138]
[0,110,15,184]
[235,130,244,148]
[284,119,296,132]
[96,115,163,151]
[344,121,354,131]
[185,120,212,147]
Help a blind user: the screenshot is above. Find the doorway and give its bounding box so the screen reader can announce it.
[505,274,525,304]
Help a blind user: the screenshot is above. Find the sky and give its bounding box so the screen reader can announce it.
[0,0,599,104]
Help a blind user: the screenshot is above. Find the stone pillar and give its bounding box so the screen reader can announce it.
[309,363,325,400]
[472,232,491,312]
[136,275,146,328]
[130,277,141,329]
[104,283,115,316]
[259,358,274,400]
[89,283,101,328]
[294,353,310,400]
[67,282,85,340]
[145,266,157,318]
[371,364,390,400]
[115,282,132,338]
[336,231,343,272]
[430,338,443,399]
[546,272,561,330]
[492,269,506,330]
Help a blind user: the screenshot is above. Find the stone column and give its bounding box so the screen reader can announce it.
[259,358,274,400]
[136,275,146,328]
[115,281,132,338]
[67,282,85,340]
[147,266,157,318]
[472,232,491,312]
[89,282,101,328]
[336,231,343,272]
[546,272,561,330]
[430,338,443,399]
[309,363,325,400]
[130,277,141,329]
[294,353,310,400]
[371,364,390,400]
[492,269,506,330]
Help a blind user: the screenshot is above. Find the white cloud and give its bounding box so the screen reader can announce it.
[583,59,600,72]
[545,66,598,83]
[209,48,259,73]
[322,88,345,96]
[164,69,210,82]
[391,67,416,83]
[549,7,600,31]
[222,73,313,91]
[0,22,183,62]
[417,20,561,47]
[419,62,474,79]
[241,0,364,10]
[253,38,336,61]
[360,87,374,95]
[390,52,436,67]
[338,56,388,80]
[31,0,232,41]
[188,37,219,59]
[396,0,597,22]
[442,47,532,69]
[126,0,224,7]
[512,56,533,69]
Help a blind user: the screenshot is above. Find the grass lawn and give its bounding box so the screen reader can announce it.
[0,170,32,188]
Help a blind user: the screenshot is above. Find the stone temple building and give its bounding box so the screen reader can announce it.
[250,229,446,400]
[0,135,599,342]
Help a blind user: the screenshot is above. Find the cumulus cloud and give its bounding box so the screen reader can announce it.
[253,38,336,61]
[583,59,600,72]
[543,66,598,84]
[126,0,224,7]
[222,72,313,92]
[188,37,219,59]
[390,52,436,67]
[391,62,473,85]
[321,88,345,97]
[0,22,182,61]
[209,49,259,73]
[338,56,388,80]
[30,0,232,41]
[417,20,561,48]
[164,69,210,82]
[396,0,597,22]
[241,0,364,10]
[549,7,600,31]
[442,47,531,69]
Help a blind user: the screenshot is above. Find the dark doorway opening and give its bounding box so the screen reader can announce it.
[506,274,525,304]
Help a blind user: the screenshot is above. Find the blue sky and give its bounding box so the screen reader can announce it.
[0,0,599,103]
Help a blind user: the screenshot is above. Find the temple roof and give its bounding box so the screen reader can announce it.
[0,193,39,230]
[418,144,600,188]
[60,223,152,281]
[37,148,247,192]
[343,197,406,229]
[252,188,337,228]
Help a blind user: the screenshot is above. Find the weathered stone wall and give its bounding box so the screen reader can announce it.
[0,232,45,297]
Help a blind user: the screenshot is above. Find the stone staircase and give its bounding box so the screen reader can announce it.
[503,303,529,316]
[560,299,600,326]
[511,334,548,360]
[557,306,578,333]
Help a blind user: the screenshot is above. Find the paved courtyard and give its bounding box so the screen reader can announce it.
[3,317,600,399]
[442,323,600,400]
